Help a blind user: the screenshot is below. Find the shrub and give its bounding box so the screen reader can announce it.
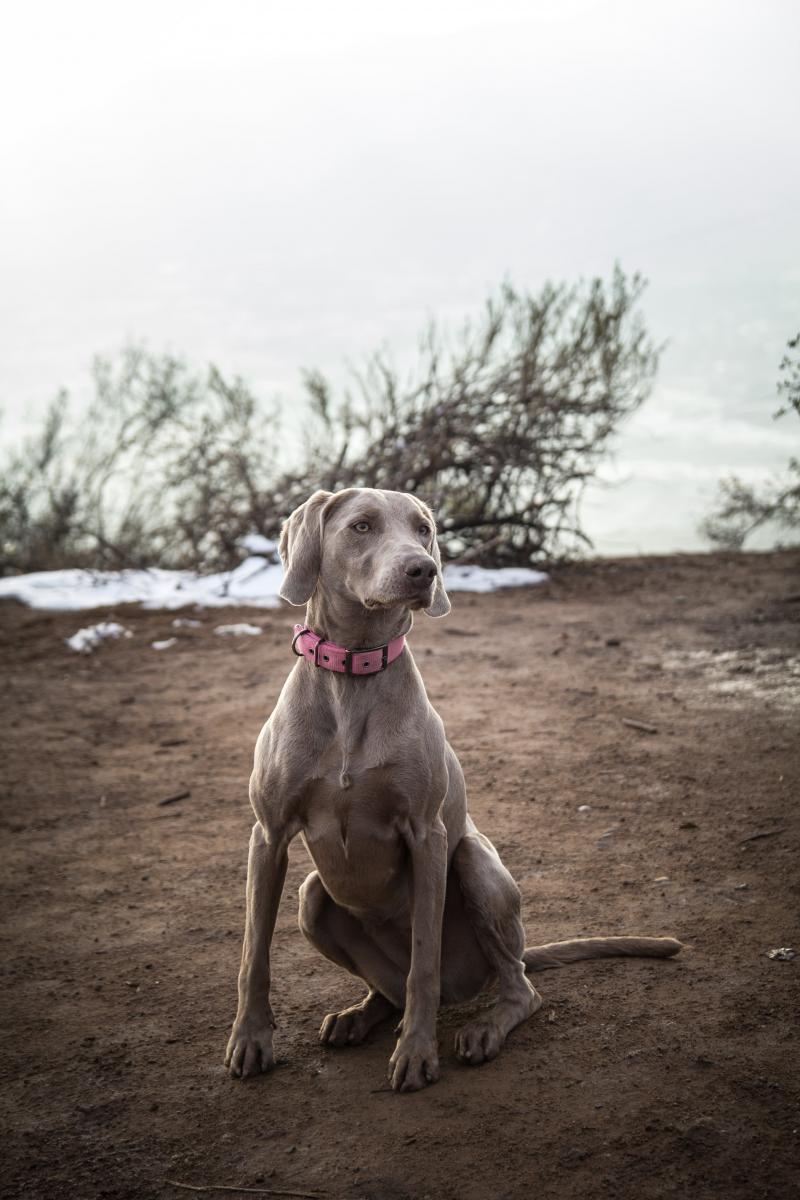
[0,348,280,573]
[0,268,658,575]
[701,333,799,551]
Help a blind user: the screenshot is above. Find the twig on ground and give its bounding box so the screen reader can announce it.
[157,790,191,807]
[739,827,786,846]
[163,1181,323,1198]
[621,718,659,734]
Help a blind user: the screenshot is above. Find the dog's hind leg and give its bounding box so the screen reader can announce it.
[298,871,404,1046]
[449,829,542,1066]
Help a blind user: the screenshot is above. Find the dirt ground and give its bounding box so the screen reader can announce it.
[1,551,798,1200]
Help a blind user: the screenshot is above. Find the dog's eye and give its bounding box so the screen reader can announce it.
[352,520,370,533]
[419,523,431,537]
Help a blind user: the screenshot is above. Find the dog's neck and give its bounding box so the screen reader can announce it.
[305,584,413,651]
[301,586,420,780]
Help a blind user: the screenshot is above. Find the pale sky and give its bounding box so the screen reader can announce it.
[1,0,798,553]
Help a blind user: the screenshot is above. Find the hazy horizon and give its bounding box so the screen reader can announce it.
[1,0,798,555]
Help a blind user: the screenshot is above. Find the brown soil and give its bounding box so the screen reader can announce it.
[1,551,798,1200]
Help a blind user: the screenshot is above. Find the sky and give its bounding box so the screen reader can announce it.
[1,0,798,554]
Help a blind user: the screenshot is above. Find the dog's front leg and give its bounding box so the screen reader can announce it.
[225,821,288,1078]
[388,817,447,1092]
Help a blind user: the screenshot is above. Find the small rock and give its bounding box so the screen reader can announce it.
[766,947,796,961]
[577,804,591,813]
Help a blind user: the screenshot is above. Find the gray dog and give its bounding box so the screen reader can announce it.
[225,488,681,1092]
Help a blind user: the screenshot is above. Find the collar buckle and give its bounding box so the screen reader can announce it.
[291,626,311,657]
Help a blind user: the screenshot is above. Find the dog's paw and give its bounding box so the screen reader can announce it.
[319,993,396,1047]
[454,1019,504,1066]
[225,1015,275,1078]
[319,1006,371,1047]
[388,1034,440,1092]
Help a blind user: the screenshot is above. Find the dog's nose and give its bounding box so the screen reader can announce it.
[404,555,437,586]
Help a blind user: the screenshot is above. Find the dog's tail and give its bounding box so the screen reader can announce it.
[523,935,682,973]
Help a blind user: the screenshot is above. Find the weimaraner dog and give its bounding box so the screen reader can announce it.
[225,488,681,1092]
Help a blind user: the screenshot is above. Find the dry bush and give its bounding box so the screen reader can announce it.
[0,349,279,573]
[701,332,800,551]
[0,268,658,575]
[302,266,657,563]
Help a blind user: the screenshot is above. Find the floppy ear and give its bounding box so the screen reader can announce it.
[278,490,332,605]
[424,512,451,618]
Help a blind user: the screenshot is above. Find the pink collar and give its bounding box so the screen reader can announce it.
[292,624,407,675]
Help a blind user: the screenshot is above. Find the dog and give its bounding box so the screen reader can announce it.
[225,488,681,1092]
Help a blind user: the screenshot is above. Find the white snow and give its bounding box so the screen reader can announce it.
[441,564,549,592]
[0,557,285,611]
[66,621,132,653]
[172,617,202,628]
[1,557,548,613]
[239,533,277,557]
[151,638,177,650]
[214,623,263,637]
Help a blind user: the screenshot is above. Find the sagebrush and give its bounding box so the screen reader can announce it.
[701,332,800,551]
[0,267,658,574]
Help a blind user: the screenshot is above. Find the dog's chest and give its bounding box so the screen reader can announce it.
[299,768,410,914]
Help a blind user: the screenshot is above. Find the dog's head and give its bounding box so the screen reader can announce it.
[278,488,450,618]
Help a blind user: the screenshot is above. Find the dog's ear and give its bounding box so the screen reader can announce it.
[421,506,451,618]
[278,491,333,605]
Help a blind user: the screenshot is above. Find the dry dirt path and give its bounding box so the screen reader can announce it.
[1,552,798,1200]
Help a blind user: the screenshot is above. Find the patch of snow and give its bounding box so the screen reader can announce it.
[66,622,132,654]
[151,638,177,650]
[239,532,277,557]
[214,623,262,637]
[442,564,549,592]
[0,557,285,611]
[172,618,202,628]
[0,558,548,613]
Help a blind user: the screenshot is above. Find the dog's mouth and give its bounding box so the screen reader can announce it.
[364,588,433,611]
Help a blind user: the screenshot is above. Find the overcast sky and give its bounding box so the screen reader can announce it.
[1,0,797,553]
